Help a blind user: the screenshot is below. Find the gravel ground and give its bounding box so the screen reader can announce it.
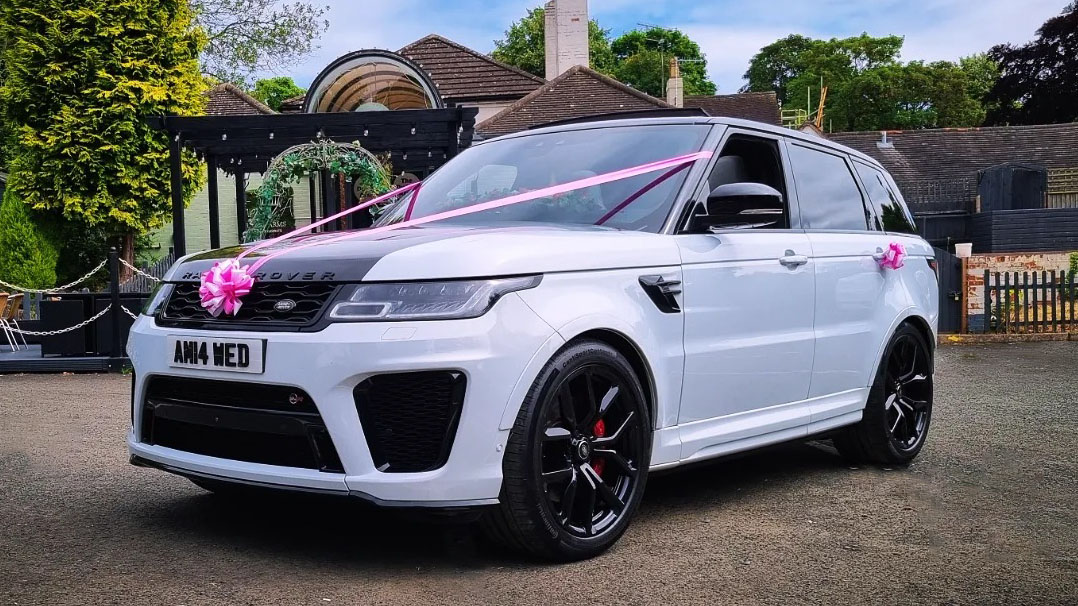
[1,342,1076,605]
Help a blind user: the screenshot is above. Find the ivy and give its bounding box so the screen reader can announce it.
[0,0,206,237]
[245,139,392,242]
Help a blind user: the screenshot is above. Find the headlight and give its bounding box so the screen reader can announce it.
[141,283,173,316]
[329,276,541,321]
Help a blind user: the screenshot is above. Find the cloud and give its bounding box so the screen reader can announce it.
[261,0,1068,94]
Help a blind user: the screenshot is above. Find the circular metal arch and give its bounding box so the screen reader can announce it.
[303,49,444,113]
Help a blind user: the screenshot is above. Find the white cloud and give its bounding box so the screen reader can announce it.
[259,0,1068,94]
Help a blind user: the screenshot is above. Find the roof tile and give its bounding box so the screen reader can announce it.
[476,65,671,137]
[398,34,545,101]
[683,92,781,125]
[829,124,1078,191]
[205,83,276,116]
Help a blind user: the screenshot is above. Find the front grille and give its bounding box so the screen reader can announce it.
[141,376,343,473]
[354,371,466,473]
[158,281,339,330]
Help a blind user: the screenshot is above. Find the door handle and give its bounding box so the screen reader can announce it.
[779,250,808,268]
[872,247,886,261]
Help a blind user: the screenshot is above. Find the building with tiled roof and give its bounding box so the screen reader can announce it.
[476,65,671,137]
[279,35,545,122]
[829,123,1078,191]
[205,83,275,116]
[684,92,780,126]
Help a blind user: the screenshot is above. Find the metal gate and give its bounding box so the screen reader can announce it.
[934,246,962,333]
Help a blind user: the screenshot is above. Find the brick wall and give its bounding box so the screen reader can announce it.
[966,251,1077,332]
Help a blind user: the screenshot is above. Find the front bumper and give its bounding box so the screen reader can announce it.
[127,292,560,507]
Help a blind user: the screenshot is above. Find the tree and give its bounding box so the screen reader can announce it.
[745,33,990,131]
[193,0,329,86]
[251,76,306,111]
[0,0,206,271]
[985,4,1078,125]
[0,188,59,289]
[491,7,615,78]
[610,28,716,96]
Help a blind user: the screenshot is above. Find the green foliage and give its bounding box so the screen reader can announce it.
[251,76,306,111]
[745,33,992,131]
[0,0,206,240]
[246,140,392,241]
[1069,252,1078,276]
[610,28,716,96]
[193,0,329,86]
[0,188,59,289]
[985,4,1078,125]
[491,7,615,78]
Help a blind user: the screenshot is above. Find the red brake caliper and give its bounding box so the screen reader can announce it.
[591,419,606,476]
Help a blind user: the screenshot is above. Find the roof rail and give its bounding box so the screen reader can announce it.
[529,108,710,130]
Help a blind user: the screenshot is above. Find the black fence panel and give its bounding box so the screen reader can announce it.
[934,247,962,333]
[970,208,1078,253]
[982,269,1078,333]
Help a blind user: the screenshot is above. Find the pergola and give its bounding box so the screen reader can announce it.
[149,106,477,256]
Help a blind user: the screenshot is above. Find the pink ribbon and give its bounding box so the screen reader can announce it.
[200,150,713,315]
[198,259,255,317]
[878,242,906,270]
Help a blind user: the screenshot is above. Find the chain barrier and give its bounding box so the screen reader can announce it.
[6,304,114,336]
[0,259,108,294]
[119,305,140,320]
[118,258,161,284]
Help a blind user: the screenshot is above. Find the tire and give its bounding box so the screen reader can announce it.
[483,339,652,561]
[834,323,933,465]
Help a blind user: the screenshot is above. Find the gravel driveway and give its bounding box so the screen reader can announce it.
[1,342,1076,605]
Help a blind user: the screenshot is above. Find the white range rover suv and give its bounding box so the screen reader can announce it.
[128,115,938,561]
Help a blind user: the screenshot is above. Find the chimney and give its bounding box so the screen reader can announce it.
[544,0,589,78]
[666,57,683,108]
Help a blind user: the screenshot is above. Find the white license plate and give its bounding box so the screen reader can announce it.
[167,336,265,374]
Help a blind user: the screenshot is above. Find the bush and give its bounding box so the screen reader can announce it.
[0,188,59,289]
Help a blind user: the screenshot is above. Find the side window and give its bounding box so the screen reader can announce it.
[788,144,870,230]
[701,134,790,229]
[854,162,918,234]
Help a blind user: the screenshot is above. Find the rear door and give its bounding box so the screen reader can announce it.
[674,129,815,446]
[787,143,905,408]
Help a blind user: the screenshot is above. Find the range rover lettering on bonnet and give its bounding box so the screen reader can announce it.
[179,271,336,282]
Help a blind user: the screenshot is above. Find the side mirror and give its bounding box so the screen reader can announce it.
[690,182,784,231]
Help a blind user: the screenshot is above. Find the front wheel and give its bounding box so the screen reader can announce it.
[484,340,652,561]
[835,323,933,465]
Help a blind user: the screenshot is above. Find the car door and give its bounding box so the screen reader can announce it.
[674,129,816,454]
[787,143,904,415]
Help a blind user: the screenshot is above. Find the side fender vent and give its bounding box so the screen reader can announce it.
[638,275,682,313]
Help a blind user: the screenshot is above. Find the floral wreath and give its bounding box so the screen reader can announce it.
[244,138,393,242]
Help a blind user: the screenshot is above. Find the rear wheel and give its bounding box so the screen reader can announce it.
[835,323,933,465]
[484,340,651,561]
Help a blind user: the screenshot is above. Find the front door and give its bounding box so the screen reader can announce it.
[674,131,816,453]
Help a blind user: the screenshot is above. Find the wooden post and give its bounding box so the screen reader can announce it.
[108,247,123,371]
[206,154,221,249]
[169,132,186,257]
[235,170,247,242]
[960,257,968,334]
[308,173,318,230]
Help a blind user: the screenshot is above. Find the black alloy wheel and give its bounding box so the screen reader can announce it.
[834,323,933,465]
[538,365,645,538]
[484,340,651,561]
[883,332,932,452]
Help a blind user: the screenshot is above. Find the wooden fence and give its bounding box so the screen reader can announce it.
[1047,168,1078,209]
[983,269,1078,333]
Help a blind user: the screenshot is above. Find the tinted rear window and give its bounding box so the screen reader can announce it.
[854,162,918,234]
[788,144,869,230]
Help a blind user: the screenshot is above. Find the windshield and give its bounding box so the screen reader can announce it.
[374,124,711,232]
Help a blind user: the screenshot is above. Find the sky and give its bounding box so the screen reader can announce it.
[279,0,1070,93]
